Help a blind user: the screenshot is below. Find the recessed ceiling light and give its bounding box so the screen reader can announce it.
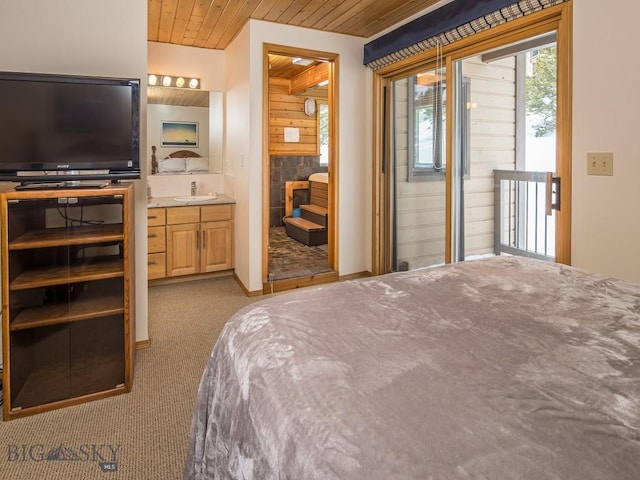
[292,57,313,66]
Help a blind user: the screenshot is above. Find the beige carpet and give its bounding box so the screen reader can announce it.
[0,276,259,480]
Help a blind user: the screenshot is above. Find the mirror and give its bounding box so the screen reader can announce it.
[147,87,223,174]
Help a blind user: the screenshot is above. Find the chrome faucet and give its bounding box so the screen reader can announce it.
[191,181,197,196]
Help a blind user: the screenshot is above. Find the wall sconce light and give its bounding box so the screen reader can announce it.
[148,74,201,89]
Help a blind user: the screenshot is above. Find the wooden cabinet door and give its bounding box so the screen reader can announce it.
[167,223,199,277]
[167,206,200,224]
[148,253,166,280]
[147,226,166,254]
[147,208,166,226]
[201,204,232,222]
[201,221,233,272]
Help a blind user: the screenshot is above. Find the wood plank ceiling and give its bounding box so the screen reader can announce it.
[148,0,442,51]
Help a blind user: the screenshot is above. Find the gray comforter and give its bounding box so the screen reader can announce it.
[184,257,640,479]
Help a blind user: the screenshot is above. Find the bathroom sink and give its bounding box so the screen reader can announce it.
[173,195,216,202]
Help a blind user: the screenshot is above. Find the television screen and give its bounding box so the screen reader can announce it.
[0,72,140,182]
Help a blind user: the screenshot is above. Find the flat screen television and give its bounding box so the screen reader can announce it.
[0,71,140,184]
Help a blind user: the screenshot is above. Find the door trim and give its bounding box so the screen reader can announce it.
[262,44,340,288]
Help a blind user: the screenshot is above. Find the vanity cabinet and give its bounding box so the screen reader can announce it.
[1,184,135,420]
[147,208,166,280]
[148,203,233,280]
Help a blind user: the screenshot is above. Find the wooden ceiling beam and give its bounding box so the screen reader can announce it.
[290,62,328,95]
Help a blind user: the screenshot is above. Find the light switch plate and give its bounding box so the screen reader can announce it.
[587,152,613,176]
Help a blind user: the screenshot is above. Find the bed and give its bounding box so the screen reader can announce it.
[184,256,640,479]
[152,148,209,174]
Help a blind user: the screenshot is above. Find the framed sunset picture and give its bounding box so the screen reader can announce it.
[161,121,198,147]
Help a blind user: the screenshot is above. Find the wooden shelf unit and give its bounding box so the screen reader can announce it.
[1,183,135,420]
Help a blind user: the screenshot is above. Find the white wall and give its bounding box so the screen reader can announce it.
[572,0,640,283]
[225,23,252,287]
[0,0,149,341]
[227,20,372,292]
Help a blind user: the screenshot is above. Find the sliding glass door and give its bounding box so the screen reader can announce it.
[452,36,558,263]
[381,24,569,274]
[390,65,447,271]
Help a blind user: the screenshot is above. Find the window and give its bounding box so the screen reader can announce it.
[407,74,470,181]
[407,75,445,180]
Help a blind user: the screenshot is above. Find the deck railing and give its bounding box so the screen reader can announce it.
[493,169,555,261]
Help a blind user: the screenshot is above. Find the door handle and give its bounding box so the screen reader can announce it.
[545,172,561,216]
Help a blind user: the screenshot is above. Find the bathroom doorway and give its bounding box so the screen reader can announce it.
[262,44,339,292]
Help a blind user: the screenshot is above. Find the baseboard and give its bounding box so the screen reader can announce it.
[339,271,372,281]
[149,270,233,287]
[136,339,151,350]
[233,273,263,297]
[262,271,339,294]
[234,270,373,297]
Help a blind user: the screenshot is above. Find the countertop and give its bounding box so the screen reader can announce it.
[147,194,235,208]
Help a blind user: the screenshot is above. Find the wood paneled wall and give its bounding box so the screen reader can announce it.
[269,77,319,156]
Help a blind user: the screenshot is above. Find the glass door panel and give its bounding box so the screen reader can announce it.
[453,36,557,262]
[391,66,447,271]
